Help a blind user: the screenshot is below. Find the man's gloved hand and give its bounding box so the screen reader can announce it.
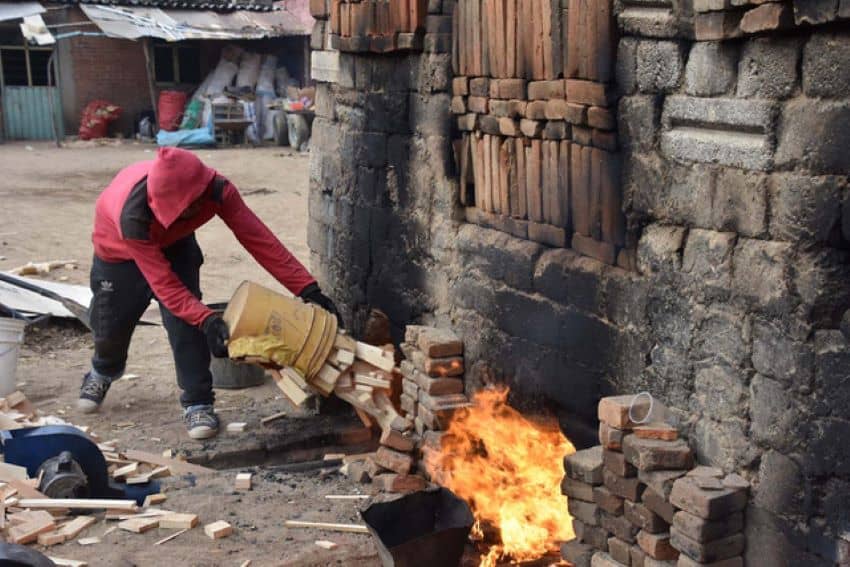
[202,315,230,358]
[299,283,342,327]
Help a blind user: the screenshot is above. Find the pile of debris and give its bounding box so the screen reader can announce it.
[561,395,749,567]
[0,391,232,565]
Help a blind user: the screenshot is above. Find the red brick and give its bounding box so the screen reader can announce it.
[375,446,413,475]
[637,530,678,561]
[598,395,652,429]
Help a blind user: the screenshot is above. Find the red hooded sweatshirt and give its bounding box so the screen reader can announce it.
[92,147,316,327]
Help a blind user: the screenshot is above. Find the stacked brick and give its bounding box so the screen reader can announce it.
[561,396,749,567]
[310,0,430,53]
[451,0,633,269]
[694,0,850,39]
[398,325,469,435]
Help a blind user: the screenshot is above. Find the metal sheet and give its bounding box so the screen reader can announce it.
[1,86,63,141]
[81,0,312,41]
[0,2,45,23]
[0,275,91,318]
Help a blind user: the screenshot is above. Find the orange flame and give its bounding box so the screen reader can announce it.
[427,386,576,565]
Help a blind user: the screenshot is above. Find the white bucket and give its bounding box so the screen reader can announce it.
[0,317,26,396]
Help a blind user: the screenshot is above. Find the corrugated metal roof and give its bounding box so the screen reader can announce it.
[58,0,276,12]
[80,0,311,39]
[0,1,45,22]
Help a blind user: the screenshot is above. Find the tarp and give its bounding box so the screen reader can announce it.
[80,0,312,41]
[0,2,44,23]
[20,14,55,45]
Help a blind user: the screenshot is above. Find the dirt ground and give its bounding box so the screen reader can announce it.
[0,141,389,566]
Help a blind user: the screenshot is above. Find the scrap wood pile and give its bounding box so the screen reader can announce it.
[224,282,472,493]
[0,392,231,562]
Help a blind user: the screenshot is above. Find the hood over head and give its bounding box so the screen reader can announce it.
[147,147,216,229]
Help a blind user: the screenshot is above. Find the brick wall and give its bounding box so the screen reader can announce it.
[54,7,152,136]
[308,1,850,565]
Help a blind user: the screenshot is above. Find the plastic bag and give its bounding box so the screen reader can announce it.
[78,100,122,140]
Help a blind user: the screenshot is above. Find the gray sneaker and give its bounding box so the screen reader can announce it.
[78,372,111,413]
[184,404,219,440]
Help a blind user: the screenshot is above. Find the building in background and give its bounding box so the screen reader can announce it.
[0,0,313,140]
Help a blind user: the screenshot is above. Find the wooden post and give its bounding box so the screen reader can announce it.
[142,38,158,127]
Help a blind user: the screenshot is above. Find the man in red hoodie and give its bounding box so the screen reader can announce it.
[81,147,339,439]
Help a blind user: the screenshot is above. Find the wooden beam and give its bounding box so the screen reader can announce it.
[285,520,370,534]
[17,498,138,512]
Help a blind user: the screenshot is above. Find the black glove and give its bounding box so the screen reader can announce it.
[299,283,342,327]
[202,315,230,358]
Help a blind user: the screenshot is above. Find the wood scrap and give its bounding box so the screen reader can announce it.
[334,332,357,352]
[122,450,213,475]
[154,528,189,545]
[117,517,159,533]
[0,462,29,481]
[354,342,395,371]
[354,373,391,389]
[8,511,57,544]
[235,473,252,490]
[271,368,314,406]
[158,513,199,529]
[284,520,369,534]
[226,422,247,433]
[111,462,139,480]
[260,410,287,425]
[77,537,101,545]
[315,539,339,550]
[325,494,370,500]
[204,520,233,539]
[48,557,88,567]
[37,530,66,546]
[143,493,167,507]
[17,499,138,512]
[56,515,97,539]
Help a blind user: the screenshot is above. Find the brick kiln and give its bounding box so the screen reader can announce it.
[308,1,850,565]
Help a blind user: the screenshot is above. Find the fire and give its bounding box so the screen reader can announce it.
[428,386,576,565]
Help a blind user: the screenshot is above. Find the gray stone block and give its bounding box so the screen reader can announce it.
[815,330,850,420]
[409,93,451,137]
[637,224,686,274]
[623,435,694,472]
[692,365,748,421]
[669,476,748,520]
[618,95,661,153]
[563,476,597,502]
[570,498,603,526]
[751,318,813,387]
[638,469,686,500]
[618,3,680,39]
[601,510,642,543]
[793,0,839,25]
[776,99,850,174]
[566,446,605,485]
[692,417,755,473]
[685,42,737,96]
[693,307,750,368]
[750,374,803,453]
[533,248,604,312]
[625,500,668,533]
[737,36,800,99]
[712,163,768,238]
[803,32,850,98]
[637,40,685,94]
[672,510,743,543]
[731,238,792,311]
[562,540,595,567]
[682,229,735,292]
[755,450,803,517]
[671,528,745,563]
[769,173,844,243]
[616,38,638,96]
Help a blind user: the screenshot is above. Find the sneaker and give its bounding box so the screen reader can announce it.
[77,372,111,413]
[184,404,219,440]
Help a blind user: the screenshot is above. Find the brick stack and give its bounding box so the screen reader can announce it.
[310,0,430,54]
[561,396,749,567]
[398,325,469,435]
[694,0,848,40]
[452,0,633,270]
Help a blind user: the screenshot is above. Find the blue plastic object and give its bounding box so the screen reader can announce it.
[0,425,159,504]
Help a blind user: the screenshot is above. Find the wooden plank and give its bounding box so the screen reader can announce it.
[540,140,551,223]
[0,462,29,481]
[354,373,392,389]
[526,140,543,222]
[515,0,527,78]
[118,517,159,533]
[159,513,199,530]
[205,520,234,539]
[515,137,528,219]
[559,140,572,231]
[334,332,357,353]
[354,342,395,371]
[459,134,473,206]
[533,0,545,79]
[471,134,483,210]
[271,368,313,406]
[123,450,213,476]
[599,149,625,246]
[56,515,97,539]
[17,499,138,512]
[571,143,590,235]
[285,520,370,534]
[453,1,461,75]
